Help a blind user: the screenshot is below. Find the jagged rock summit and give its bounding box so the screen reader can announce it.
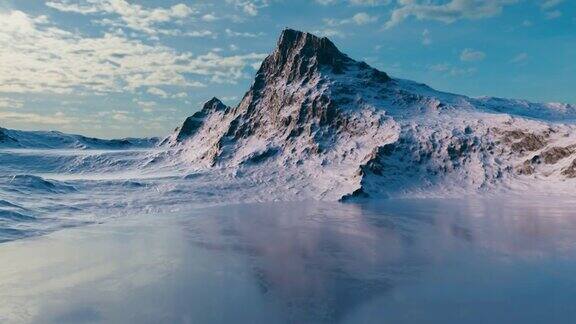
[164,29,576,200]
[264,28,388,80]
[170,97,229,143]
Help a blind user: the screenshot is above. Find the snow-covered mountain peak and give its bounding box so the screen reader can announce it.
[268,29,352,76]
[161,29,576,200]
[165,97,230,145]
[203,97,228,112]
[257,29,390,85]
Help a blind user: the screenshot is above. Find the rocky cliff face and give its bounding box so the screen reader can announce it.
[167,97,230,144]
[165,29,576,200]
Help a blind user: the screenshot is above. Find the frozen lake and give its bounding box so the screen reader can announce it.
[2,198,576,323]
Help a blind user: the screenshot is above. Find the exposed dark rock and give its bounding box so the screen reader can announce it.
[502,130,547,153]
[447,140,471,161]
[517,160,535,175]
[517,145,575,175]
[540,146,575,164]
[269,28,353,78]
[243,147,280,165]
[175,98,228,142]
[0,128,17,143]
[562,159,576,178]
[361,146,390,176]
[339,187,369,202]
[108,139,132,147]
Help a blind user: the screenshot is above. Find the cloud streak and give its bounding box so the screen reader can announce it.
[0,111,74,125]
[385,0,518,28]
[460,48,486,62]
[325,12,379,26]
[0,97,24,109]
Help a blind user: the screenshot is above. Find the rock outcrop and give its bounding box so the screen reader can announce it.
[173,97,229,143]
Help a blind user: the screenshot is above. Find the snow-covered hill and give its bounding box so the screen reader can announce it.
[0,127,158,149]
[162,29,576,200]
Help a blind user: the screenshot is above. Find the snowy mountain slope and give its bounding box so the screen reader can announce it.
[163,29,576,200]
[0,128,162,242]
[0,127,158,149]
[474,97,576,122]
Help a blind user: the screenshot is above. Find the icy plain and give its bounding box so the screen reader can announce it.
[2,198,576,323]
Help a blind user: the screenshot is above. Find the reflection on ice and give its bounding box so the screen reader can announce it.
[183,203,409,323]
[1,198,576,323]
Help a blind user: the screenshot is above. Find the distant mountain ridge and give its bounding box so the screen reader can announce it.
[164,29,576,199]
[0,127,158,149]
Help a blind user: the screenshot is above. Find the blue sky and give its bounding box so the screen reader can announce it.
[0,0,574,138]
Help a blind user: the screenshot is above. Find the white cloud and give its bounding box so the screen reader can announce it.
[201,13,218,22]
[133,99,156,112]
[422,28,431,45]
[325,12,378,26]
[225,28,265,38]
[0,97,24,109]
[385,0,518,29]
[46,0,195,36]
[541,0,564,9]
[538,0,563,19]
[352,12,378,25]
[221,96,239,102]
[510,52,528,63]
[147,87,188,99]
[0,111,74,125]
[545,10,562,19]
[460,48,486,62]
[317,0,390,5]
[198,51,267,83]
[111,110,132,121]
[350,0,390,5]
[429,63,476,76]
[316,0,337,5]
[312,28,346,38]
[45,1,99,14]
[147,87,168,98]
[225,0,271,16]
[243,3,258,15]
[430,63,450,72]
[0,11,266,94]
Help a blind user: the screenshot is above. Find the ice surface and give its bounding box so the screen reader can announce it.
[1,198,576,323]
